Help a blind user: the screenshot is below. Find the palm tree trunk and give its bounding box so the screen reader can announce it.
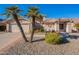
[12,13,28,42]
[30,16,35,43]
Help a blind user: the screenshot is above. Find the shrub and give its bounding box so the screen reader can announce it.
[74,24,79,32]
[45,32,63,44]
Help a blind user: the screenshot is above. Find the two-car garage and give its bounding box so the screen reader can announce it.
[0,20,31,33]
[11,24,30,33]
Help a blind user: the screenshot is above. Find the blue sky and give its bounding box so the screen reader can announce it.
[0,4,79,20]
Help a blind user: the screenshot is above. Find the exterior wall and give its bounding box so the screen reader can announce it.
[6,22,76,33]
[43,23,61,32]
[54,23,59,32]
[6,24,9,32]
[5,20,79,33]
[43,24,55,31]
[42,24,49,31]
[71,23,78,32]
[49,24,55,31]
[66,22,72,33]
[6,23,12,32]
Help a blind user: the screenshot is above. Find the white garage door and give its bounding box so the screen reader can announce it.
[11,24,30,33]
[22,24,30,33]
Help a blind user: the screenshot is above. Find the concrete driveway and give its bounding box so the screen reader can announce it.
[0,32,21,50]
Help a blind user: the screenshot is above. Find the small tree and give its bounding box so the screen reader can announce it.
[25,7,43,42]
[3,6,28,42]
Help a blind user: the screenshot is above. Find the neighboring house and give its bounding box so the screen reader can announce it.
[42,18,79,33]
[0,18,79,33]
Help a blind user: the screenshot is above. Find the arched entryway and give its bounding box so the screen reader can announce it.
[59,20,67,32]
[59,23,66,32]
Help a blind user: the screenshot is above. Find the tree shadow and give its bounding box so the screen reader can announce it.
[61,37,69,44]
[59,32,69,44]
[60,32,79,40]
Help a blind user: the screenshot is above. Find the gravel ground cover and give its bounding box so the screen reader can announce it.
[0,33,79,55]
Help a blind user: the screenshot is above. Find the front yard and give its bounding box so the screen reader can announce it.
[0,32,79,55]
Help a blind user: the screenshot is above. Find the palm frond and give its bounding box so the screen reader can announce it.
[25,6,46,23]
[16,9,23,14]
[1,5,22,19]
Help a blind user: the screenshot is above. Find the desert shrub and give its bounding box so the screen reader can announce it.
[45,32,63,44]
[74,24,79,32]
[74,24,79,28]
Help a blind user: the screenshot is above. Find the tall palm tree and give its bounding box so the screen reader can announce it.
[25,7,43,43]
[3,6,28,42]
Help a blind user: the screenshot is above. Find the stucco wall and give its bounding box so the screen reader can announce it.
[71,23,78,32]
[43,24,55,31]
[6,21,78,33]
[66,22,73,33]
[54,23,59,32]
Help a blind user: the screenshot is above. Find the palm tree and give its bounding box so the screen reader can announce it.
[25,7,43,43]
[3,6,28,42]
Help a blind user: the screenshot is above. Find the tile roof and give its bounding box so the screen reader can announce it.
[43,19,58,24]
[72,18,79,24]
[1,18,79,25]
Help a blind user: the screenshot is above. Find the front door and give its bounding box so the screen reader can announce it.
[59,23,66,32]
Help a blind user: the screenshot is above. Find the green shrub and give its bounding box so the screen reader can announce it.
[45,32,62,44]
[74,24,79,32]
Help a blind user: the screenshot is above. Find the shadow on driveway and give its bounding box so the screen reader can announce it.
[69,34,79,39]
[32,38,45,42]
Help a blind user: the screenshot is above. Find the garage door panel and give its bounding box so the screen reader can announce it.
[11,24,30,33]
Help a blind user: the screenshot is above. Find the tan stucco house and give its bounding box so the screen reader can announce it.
[0,17,30,33]
[42,18,79,33]
[0,18,79,33]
